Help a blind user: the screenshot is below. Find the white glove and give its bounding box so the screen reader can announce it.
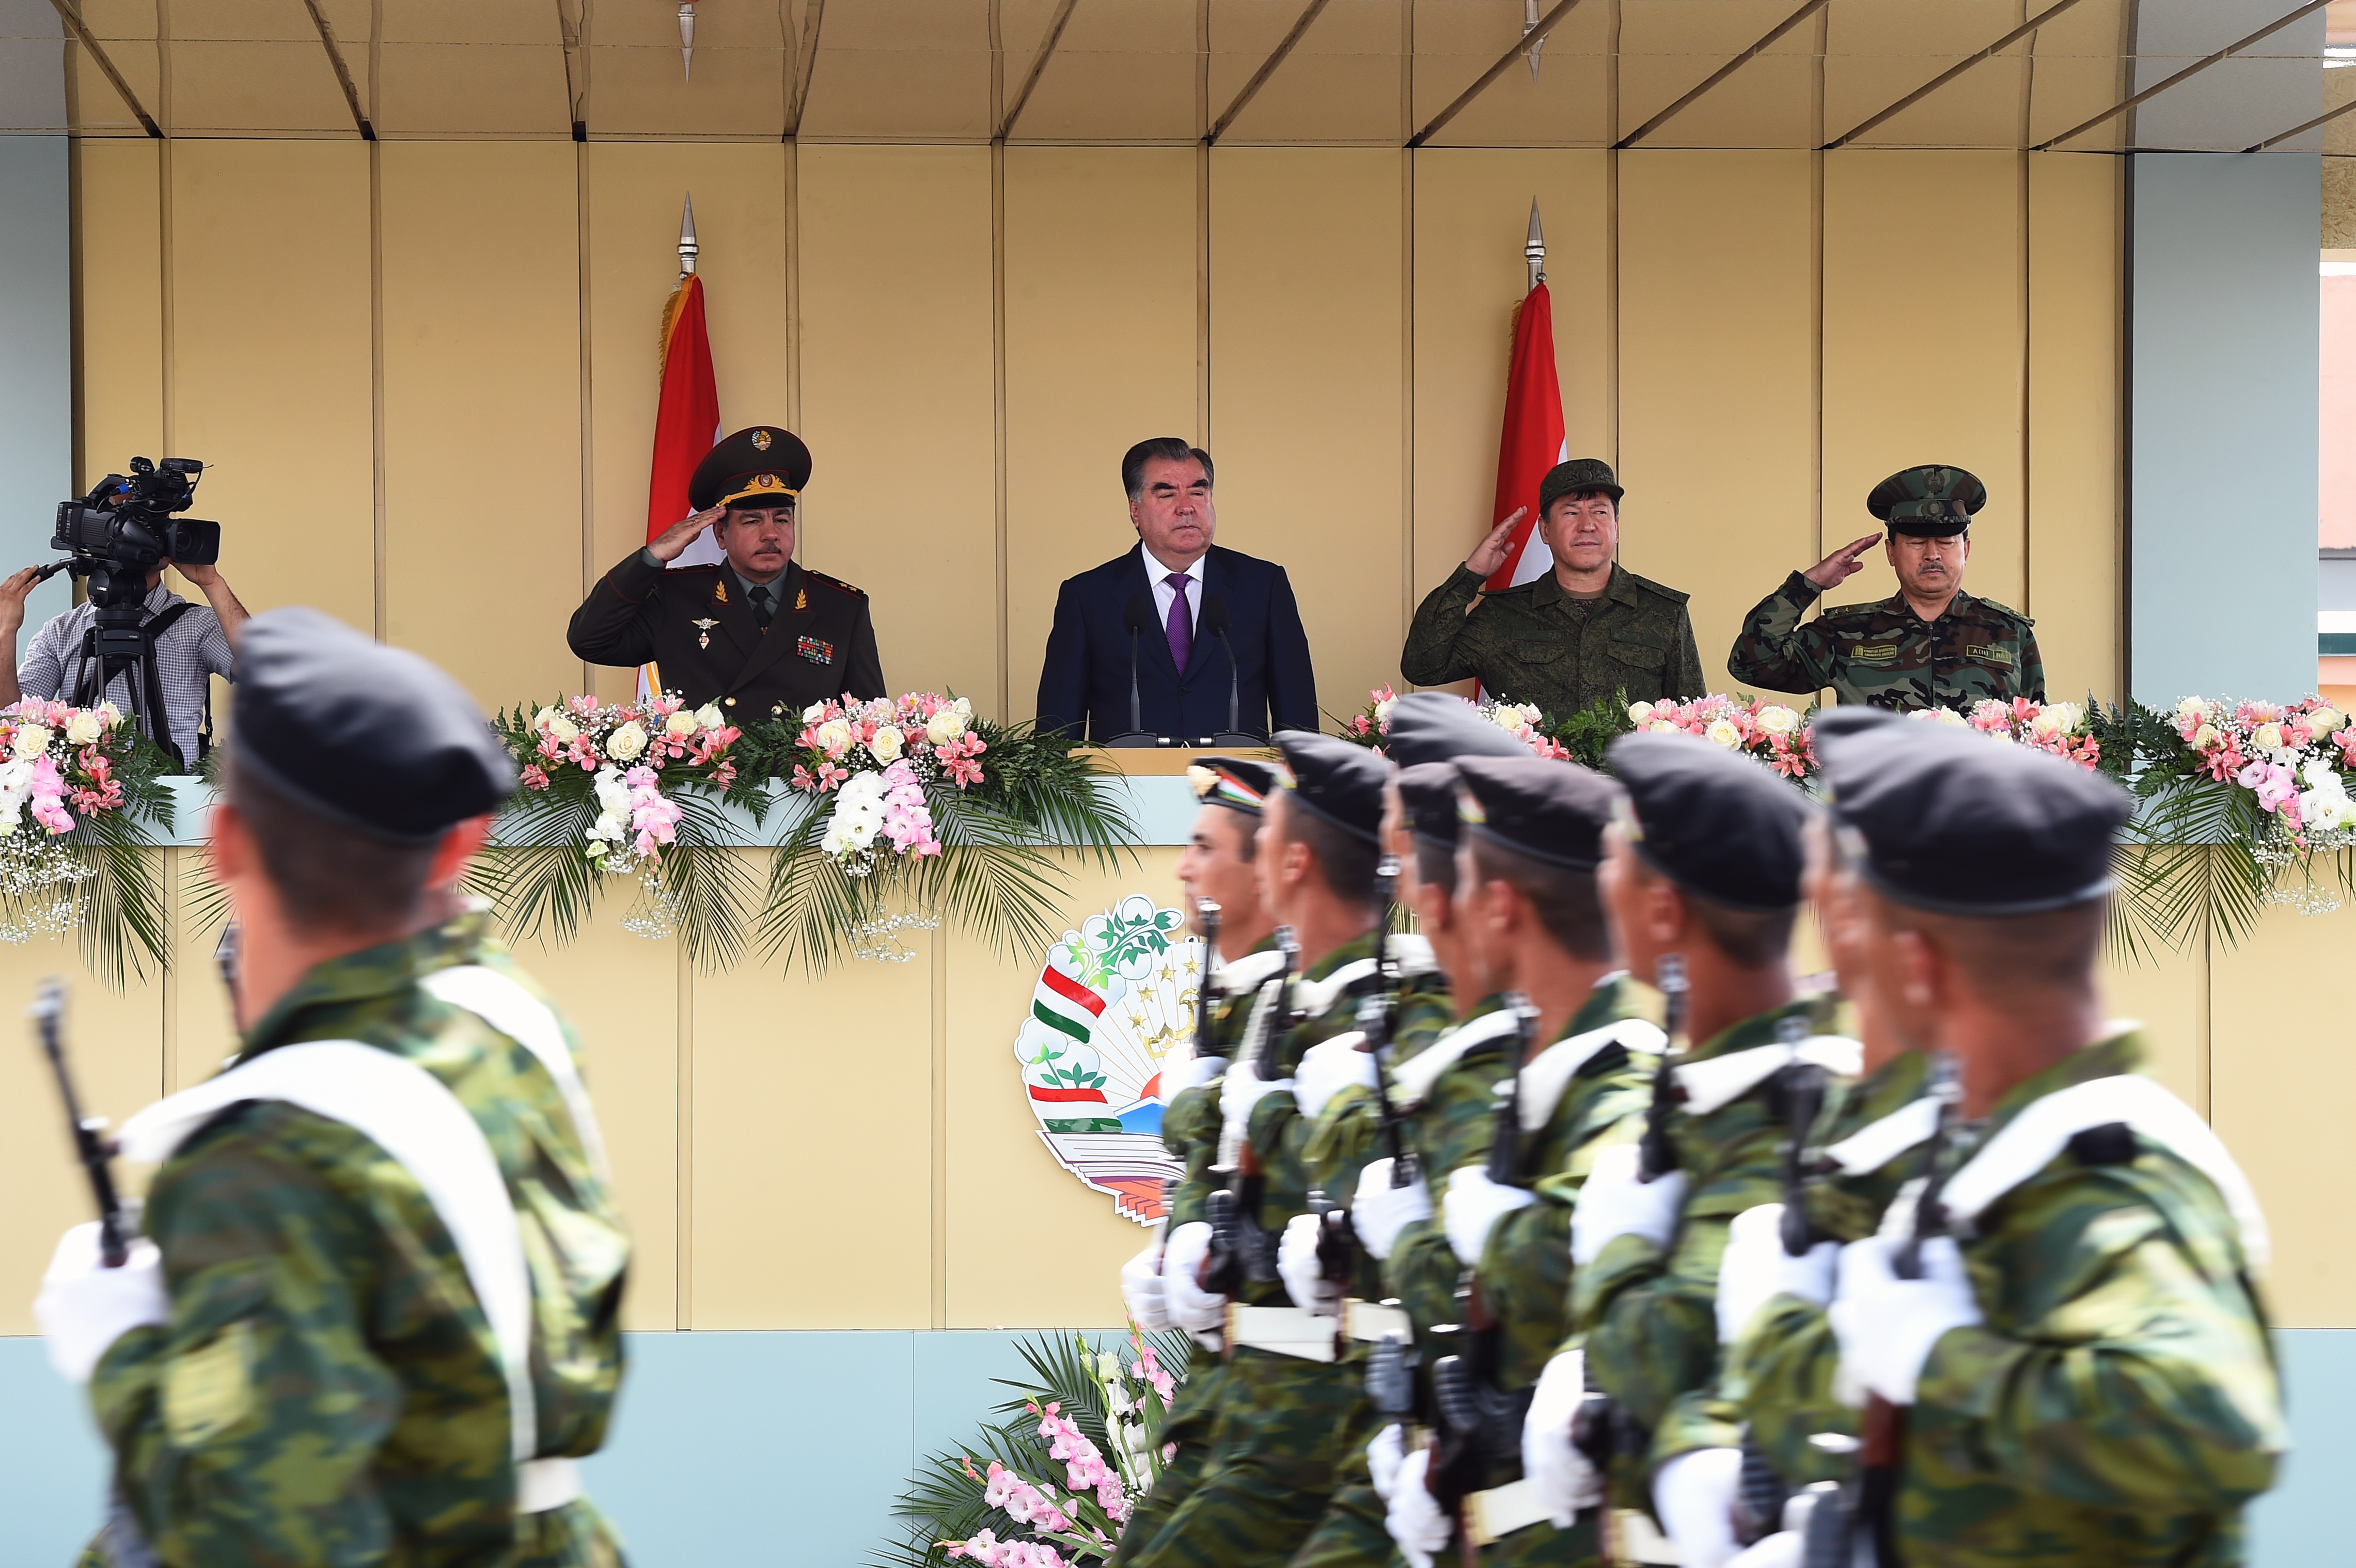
[1352,1158,1433,1261]
[1294,1034,1377,1122]
[1523,1348,1604,1526]
[34,1222,168,1384]
[1368,1420,1407,1502]
[1120,1238,1171,1332]
[1444,1166,1537,1269]
[1727,1532,1805,1568]
[1278,1212,1341,1317]
[1653,1446,1744,1568]
[1384,1445,1452,1568]
[1714,1203,1836,1346]
[1163,1220,1229,1336]
[1828,1234,1982,1406]
[1570,1142,1687,1267]
[1219,1057,1293,1158]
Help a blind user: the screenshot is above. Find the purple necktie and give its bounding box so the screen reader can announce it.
[1164,572,1193,673]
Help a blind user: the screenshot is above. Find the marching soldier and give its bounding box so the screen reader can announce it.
[568,425,886,718]
[34,608,629,1567]
[1727,464,2043,713]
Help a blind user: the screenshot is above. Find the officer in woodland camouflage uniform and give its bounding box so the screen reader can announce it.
[1713,710,2284,1568]
[1728,464,2043,712]
[1402,460,1707,717]
[35,607,629,1568]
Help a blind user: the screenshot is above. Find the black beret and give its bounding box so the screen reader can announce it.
[689,426,813,513]
[1814,707,2131,916]
[1273,731,1388,844]
[1395,762,1464,847]
[1187,754,1279,817]
[1385,692,1535,769]
[1606,730,1811,910]
[1456,755,1619,871]
[230,608,515,844]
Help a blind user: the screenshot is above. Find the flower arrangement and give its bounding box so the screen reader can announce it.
[786,695,987,867]
[0,698,176,983]
[1339,686,1570,759]
[1919,696,2102,770]
[879,1330,1189,1568]
[2165,696,2352,835]
[1628,694,1814,780]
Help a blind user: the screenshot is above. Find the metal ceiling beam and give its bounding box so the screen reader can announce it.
[1823,0,2091,151]
[2033,0,2330,152]
[299,0,375,140]
[999,0,1080,139]
[1406,0,1586,149]
[2244,93,2356,151]
[786,0,826,137]
[46,0,160,138]
[1616,0,1828,149]
[1205,0,1329,145]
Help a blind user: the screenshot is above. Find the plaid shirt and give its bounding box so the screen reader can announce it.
[19,580,235,766]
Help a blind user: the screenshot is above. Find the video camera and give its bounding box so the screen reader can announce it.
[48,457,219,606]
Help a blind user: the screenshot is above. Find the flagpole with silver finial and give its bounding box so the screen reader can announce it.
[679,1,696,81]
[1525,0,1544,78]
[680,193,699,277]
[1525,199,1546,293]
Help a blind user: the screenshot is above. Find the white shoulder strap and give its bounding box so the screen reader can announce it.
[1823,1094,1940,1177]
[1676,1036,1860,1118]
[1294,957,1379,1016]
[1940,1072,2270,1276]
[1384,934,1438,976]
[119,1042,537,1462]
[1214,947,1288,996]
[422,964,611,1184]
[1390,1008,1520,1112]
[1518,1018,1666,1133]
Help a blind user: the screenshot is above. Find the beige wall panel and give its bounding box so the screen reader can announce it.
[1222,1,1406,146]
[583,143,792,703]
[380,141,584,706]
[1419,2,1615,149]
[77,139,164,485]
[163,41,355,133]
[1640,56,1819,150]
[374,46,574,137]
[167,138,375,637]
[166,850,239,1095]
[1617,152,1816,694]
[2211,902,2356,1328]
[2097,939,2206,1115]
[2025,153,2121,704]
[1823,1,2020,148]
[1409,150,1612,673]
[1208,147,1405,710]
[1616,2,1815,146]
[1820,151,2024,675]
[2028,0,2132,151]
[1002,148,1199,725]
[797,146,998,707]
[503,907,684,1332]
[1018,0,1197,142]
[944,849,1184,1327]
[689,853,934,1328]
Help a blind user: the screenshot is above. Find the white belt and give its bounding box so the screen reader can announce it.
[1614,1507,1680,1564]
[520,1457,583,1514]
[1344,1299,1412,1342]
[1463,1477,1551,1545]
[1227,1303,1339,1363]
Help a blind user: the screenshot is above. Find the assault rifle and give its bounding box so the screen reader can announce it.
[1636,953,1689,1182]
[1311,852,1411,1285]
[1203,927,1300,1296]
[1735,1015,1829,1546]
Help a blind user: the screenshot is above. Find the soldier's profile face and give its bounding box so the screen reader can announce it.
[1129,456,1217,566]
[1885,529,1969,599]
[1540,493,1619,572]
[717,504,795,582]
[1180,805,1258,937]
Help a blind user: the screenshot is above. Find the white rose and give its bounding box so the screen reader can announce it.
[817,719,853,753]
[868,725,904,763]
[664,710,697,738]
[1372,696,1397,725]
[926,707,970,746]
[12,724,50,761]
[545,714,581,745]
[97,701,124,731]
[2191,723,2220,749]
[1627,702,1656,724]
[2178,696,2208,718]
[1705,717,1742,748]
[608,721,648,762]
[64,711,103,746]
[1754,704,1798,736]
[1490,706,1528,733]
[2310,706,2344,736]
[534,706,560,730]
[2254,723,2284,754]
[802,703,828,724]
[695,703,725,730]
[2029,711,2065,739]
[1648,719,1680,734]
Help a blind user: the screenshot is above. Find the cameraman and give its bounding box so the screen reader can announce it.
[0,559,248,769]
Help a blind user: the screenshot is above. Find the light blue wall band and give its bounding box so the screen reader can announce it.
[0,133,73,638]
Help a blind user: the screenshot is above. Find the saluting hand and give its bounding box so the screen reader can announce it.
[1804,533,1881,590]
[1465,508,1527,579]
[648,505,728,563]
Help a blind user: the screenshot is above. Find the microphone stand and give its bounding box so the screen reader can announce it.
[1198,592,1262,747]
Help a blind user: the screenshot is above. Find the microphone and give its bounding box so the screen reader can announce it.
[1199,593,1260,745]
[1109,594,1156,748]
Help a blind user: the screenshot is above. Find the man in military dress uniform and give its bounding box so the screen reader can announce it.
[35,608,629,1567]
[1402,460,1707,717]
[569,425,886,718]
[1727,464,2043,712]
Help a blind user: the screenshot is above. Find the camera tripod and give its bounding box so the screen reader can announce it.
[60,564,186,772]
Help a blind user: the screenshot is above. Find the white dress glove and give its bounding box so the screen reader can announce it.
[1714,1203,1836,1346]
[1219,1057,1293,1159]
[34,1222,168,1384]
[1278,1212,1341,1317]
[1294,1035,1377,1122]
[1653,1446,1744,1568]
[1120,1237,1171,1332]
[1829,1234,1982,1406]
[1367,1420,1407,1502]
[1523,1348,1604,1526]
[1163,1221,1229,1338]
[1384,1445,1452,1568]
[1570,1142,1688,1267]
[1444,1166,1537,1270]
[1727,1532,1805,1568]
[1352,1158,1434,1261]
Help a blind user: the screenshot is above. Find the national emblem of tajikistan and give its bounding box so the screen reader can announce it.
[1015,894,1201,1224]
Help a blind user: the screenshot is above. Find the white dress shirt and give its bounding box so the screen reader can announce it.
[1144,545,1205,641]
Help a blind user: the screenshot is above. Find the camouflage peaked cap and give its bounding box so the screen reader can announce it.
[1538,457,1624,513]
[1866,464,1985,537]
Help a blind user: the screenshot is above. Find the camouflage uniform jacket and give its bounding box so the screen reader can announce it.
[1570,996,1846,1491]
[1726,571,2044,712]
[1401,563,1708,716]
[1163,936,1281,1232]
[1894,1032,2282,1566]
[89,911,630,1568]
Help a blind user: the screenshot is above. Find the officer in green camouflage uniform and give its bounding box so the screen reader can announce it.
[1559,731,1851,1567]
[1402,460,1707,717]
[36,607,628,1568]
[1725,709,2284,1567]
[1727,464,2044,712]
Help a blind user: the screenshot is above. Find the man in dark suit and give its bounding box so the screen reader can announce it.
[569,426,886,719]
[1036,438,1316,742]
